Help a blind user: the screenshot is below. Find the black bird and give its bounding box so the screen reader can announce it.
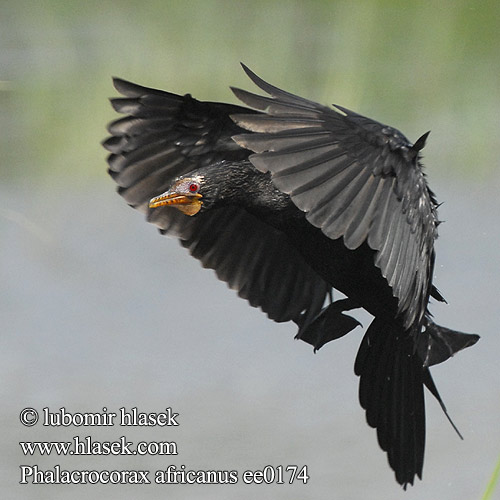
[103,64,479,487]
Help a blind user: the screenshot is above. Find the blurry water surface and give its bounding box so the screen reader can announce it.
[1,2,500,499]
[2,177,499,500]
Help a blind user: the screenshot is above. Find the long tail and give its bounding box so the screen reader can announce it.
[354,318,425,487]
[354,317,479,488]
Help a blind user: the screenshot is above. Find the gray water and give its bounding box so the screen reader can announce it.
[1,176,499,500]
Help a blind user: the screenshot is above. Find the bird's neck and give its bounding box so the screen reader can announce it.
[213,161,294,217]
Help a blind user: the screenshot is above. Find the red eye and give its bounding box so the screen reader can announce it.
[188,183,199,193]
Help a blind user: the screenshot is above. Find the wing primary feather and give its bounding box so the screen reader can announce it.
[343,175,383,249]
[240,63,326,109]
[320,169,373,240]
[368,177,397,250]
[233,129,329,153]
[231,87,320,116]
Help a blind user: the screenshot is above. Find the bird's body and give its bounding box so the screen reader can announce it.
[104,64,479,487]
[197,160,398,319]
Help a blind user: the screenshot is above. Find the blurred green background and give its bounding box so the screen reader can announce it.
[2,2,500,500]
[1,0,499,183]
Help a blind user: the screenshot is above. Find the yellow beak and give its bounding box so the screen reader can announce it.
[149,191,202,216]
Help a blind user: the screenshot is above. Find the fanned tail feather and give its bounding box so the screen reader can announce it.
[354,317,479,487]
[417,320,480,367]
[355,318,426,488]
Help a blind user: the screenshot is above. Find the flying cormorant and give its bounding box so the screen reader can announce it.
[103,64,479,487]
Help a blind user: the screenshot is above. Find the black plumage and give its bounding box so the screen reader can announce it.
[103,64,479,488]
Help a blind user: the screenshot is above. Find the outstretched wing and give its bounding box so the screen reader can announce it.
[104,78,329,326]
[104,77,253,212]
[232,65,439,329]
[148,204,329,325]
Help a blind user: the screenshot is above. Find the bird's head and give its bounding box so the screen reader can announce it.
[148,160,288,218]
[149,175,208,216]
